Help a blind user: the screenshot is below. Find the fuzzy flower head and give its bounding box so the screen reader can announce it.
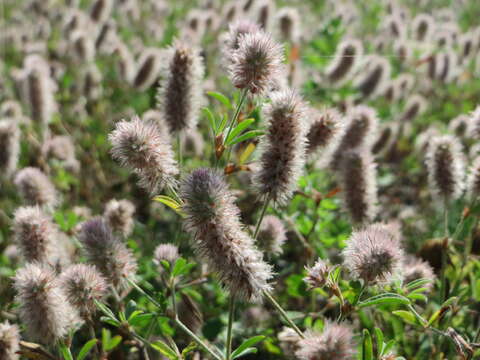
[356,55,391,99]
[402,255,435,291]
[13,206,59,264]
[276,7,300,43]
[109,116,178,194]
[13,263,81,345]
[306,107,345,156]
[78,217,137,289]
[304,259,331,289]
[60,264,107,320]
[325,39,363,85]
[154,243,180,264]
[42,135,79,172]
[449,114,469,138]
[400,94,427,123]
[14,167,58,208]
[0,119,20,178]
[255,215,286,255]
[338,150,378,225]
[181,168,272,302]
[133,48,162,91]
[469,106,480,140]
[342,224,404,284]
[426,135,465,201]
[295,322,356,360]
[253,90,307,205]
[25,66,56,127]
[0,321,19,360]
[156,41,204,134]
[467,156,480,200]
[229,30,284,94]
[104,198,135,238]
[412,13,435,42]
[222,20,261,65]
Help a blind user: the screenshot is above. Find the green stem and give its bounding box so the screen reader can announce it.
[253,194,271,240]
[465,215,479,265]
[175,317,224,360]
[263,290,305,339]
[407,304,428,327]
[170,278,178,316]
[440,202,449,302]
[226,294,236,360]
[127,278,163,309]
[224,89,249,165]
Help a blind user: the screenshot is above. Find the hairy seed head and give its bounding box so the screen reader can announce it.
[14,167,58,209]
[181,168,272,302]
[304,259,331,289]
[402,255,435,291]
[0,119,20,177]
[0,321,20,360]
[255,215,286,255]
[104,198,135,238]
[306,107,345,158]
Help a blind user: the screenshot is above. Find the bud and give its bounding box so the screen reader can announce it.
[109,116,178,194]
[153,243,180,265]
[342,223,404,284]
[253,89,307,205]
[14,167,58,208]
[181,168,272,302]
[14,263,81,345]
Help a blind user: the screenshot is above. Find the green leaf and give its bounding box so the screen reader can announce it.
[172,258,187,277]
[153,196,185,216]
[59,343,74,360]
[362,329,373,360]
[405,278,433,290]
[383,339,396,355]
[151,340,178,359]
[127,310,144,322]
[407,293,428,302]
[374,327,384,355]
[232,347,258,358]
[202,107,217,133]
[225,118,255,144]
[129,313,155,327]
[227,130,264,146]
[238,142,256,165]
[125,300,138,320]
[392,310,417,325]
[207,91,233,109]
[231,336,265,359]
[104,335,122,352]
[181,342,197,357]
[358,293,410,308]
[77,339,98,360]
[95,300,118,321]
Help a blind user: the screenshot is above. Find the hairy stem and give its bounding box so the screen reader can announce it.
[263,290,305,339]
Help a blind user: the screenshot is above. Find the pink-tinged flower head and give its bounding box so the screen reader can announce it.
[0,321,20,360]
[181,168,272,302]
[229,30,284,94]
[295,322,356,360]
[253,89,307,205]
[402,255,435,291]
[256,215,286,255]
[14,167,58,208]
[104,198,135,238]
[60,263,107,320]
[13,263,81,345]
[338,150,378,225]
[0,119,20,178]
[13,206,59,265]
[154,243,180,264]
[109,116,178,194]
[342,223,404,284]
[304,259,331,289]
[426,135,465,201]
[222,20,261,65]
[78,217,137,289]
[156,41,204,133]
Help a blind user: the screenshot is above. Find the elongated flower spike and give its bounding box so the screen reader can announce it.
[60,263,107,320]
[382,14,405,39]
[325,39,363,85]
[78,217,137,289]
[14,263,81,345]
[14,167,58,208]
[337,150,378,225]
[253,89,307,205]
[468,106,480,140]
[255,215,286,255]
[400,94,427,123]
[133,48,162,91]
[255,0,275,30]
[412,13,435,42]
[306,107,345,158]
[467,156,480,200]
[229,30,284,95]
[448,114,469,138]
[156,41,204,134]
[295,322,356,360]
[0,321,19,360]
[0,119,20,178]
[343,223,404,284]
[25,65,55,128]
[275,7,300,43]
[355,55,391,99]
[109,115,178,194]
[426,135,465,202]
[372,122,396,155]
[181,168,272,302]
[90,0,113,23]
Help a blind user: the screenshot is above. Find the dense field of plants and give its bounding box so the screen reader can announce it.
[2,0,480,359]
